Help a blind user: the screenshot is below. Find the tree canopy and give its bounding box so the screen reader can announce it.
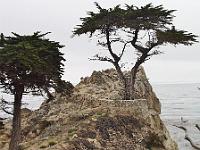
[74,3,197,47]
[0,32,66,150]
[73,2,198,99]
[0,32,65,94]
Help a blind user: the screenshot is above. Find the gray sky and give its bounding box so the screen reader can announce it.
[0,0,200,84]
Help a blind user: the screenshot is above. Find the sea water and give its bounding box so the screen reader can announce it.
[153,83,200,120]
[0,93,44,118]
[1,83,200,119]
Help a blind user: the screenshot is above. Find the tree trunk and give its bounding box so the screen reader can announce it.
[9,84,24,150]
[130,53,147,99]
[43,86,54,103]
[114,63,130,100]
[130,64,140,99]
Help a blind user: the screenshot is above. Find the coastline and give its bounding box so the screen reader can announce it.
[153,83,200,149]
[1,83,200,149]
[163,117,200,150]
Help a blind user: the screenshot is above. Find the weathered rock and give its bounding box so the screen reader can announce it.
[0,68,177,150]
[133,67,161,113]
[76,67,161,113]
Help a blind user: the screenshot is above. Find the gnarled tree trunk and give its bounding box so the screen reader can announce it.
[130,53,147,99]
[9,84,24,150]
[130,66,138,99]
[114,63,130,100]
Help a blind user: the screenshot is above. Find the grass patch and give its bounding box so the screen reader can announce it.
[48,140,57,146]
[68,128,77,137]
[39,145,48,149]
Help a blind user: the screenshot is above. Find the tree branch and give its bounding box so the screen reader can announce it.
[97,40,107,47]
[110,37,123,43]
[1,99,13,105]
[148,31,151,43]
[1,107,13,115]
[0,99,13,115]
[132,44,148,53]
[131,29,149,53]
[148,42,161,51]
[119,41,131,59]
[105,26,120,63]
[131,29,139,46]
[89,54,114,64]
[147,50,163,57]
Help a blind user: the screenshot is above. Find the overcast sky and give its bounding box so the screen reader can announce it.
[0,0,200,84]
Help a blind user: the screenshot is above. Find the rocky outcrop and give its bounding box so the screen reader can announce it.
[0,67,177,150]
[76,67,161,113]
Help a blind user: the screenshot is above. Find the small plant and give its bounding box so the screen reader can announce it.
[18,144,26,150]
[39,145,48,149]
[48,140,57,147]
[96,112,103,116]
[68,128,77,137]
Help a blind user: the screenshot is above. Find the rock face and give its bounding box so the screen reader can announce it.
[0,68,177,150]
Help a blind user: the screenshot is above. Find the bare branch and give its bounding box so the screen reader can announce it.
[147,50,163,57]
[97,40,107,47]
[105,26,120,63]
[1,99,13,105]
[119,41,131,59]
[89,54,114,64]
[133,43,148,53]
[110,37,123,43]
[148,31,151,43]
[1,107,13,115]
[131,29,149,53]
[0,98,13,115]
[131,29,139,45]
[145,57,151,61]
[121,28,134,34]
[148,42,161,51]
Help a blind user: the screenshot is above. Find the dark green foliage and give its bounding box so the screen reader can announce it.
[73,3,176,35]
[73,2,198,99]
[54,80,74,95]
[73,2,124,36]
[0,32,65,150]
[0,32,65,95]
[156,28,198,45]
[74,2,197,48]
[123,3,175,30]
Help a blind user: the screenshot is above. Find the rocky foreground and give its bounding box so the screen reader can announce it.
[164,118,200,150]
[0,68,178,150]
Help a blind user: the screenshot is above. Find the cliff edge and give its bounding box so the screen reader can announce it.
[0,68,178,150]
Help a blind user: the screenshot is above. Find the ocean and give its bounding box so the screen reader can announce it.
[1,83,200,119]
[0,93,44,118]
[153,83,200,120]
